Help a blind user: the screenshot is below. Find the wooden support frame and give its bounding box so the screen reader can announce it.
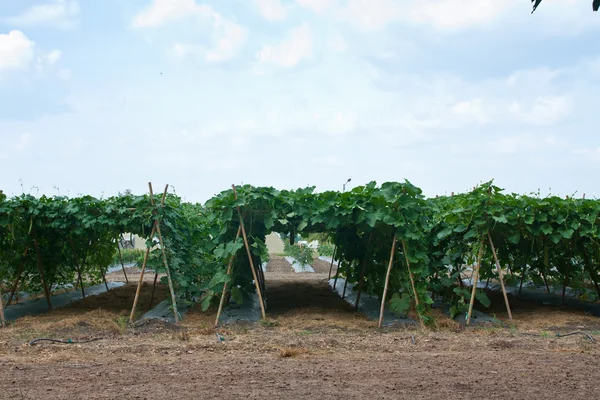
[466,236,485,325]
[151,183,180,323]
[487,232,513,321]
[129,183,169,323]
[378,234,397,328]
[215,225,243,327]
[231,185,267,320]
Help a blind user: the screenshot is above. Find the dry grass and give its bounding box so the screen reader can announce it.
[279,346,309,358]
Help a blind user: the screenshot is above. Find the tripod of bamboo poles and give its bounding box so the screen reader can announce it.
[129,183,180,323]
[214,185,267,327]
[465,233,512,325]
[378,233,423,328]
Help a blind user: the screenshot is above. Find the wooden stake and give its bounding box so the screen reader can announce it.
[466,236,485,325]
[342,260,353,298]
[333,257,342,289]
[32,227,52,310]
[215,225,242,327]
[328,246,337,280]
[378,234,397,328]
[69,237,86,299]
[232,185,267,319]
[487,232,513,321]
[355,232,374,310]
[151,183,179,323]
[401,240,421,309]
[148,273,159,310]
[117,240,129,284]
[6,247,28,307]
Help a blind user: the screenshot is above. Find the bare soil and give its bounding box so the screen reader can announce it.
[1,260,599,399]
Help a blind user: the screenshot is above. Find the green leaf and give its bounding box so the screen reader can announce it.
[507,231,521,244]
[475,290,491,308]
[230,286,243,304]
[201,290,214,311]
[389,292,411,314]
[557,227,574,239]
[437,228,452,240]
[492,215,508,224]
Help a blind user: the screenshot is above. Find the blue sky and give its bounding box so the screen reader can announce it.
[0,0,599,202]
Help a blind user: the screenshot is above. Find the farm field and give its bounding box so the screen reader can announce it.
[1,257,599,400]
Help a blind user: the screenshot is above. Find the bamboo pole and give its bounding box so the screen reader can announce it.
[155,221,179,322]
[129,183,168,323]
[328,246,337,280]
[342,260,353,298]
[333,256,342,289]
[148,273,159,310]
[151,183,179,323]
[355,232,373,310]
[215,225,243,327]
[487,232,513,320]
[32,227,52,310]
[129,223,156,323]
[6,247,29,307]
[101,268,110,292]
[69,237,86,298]
[401,240,421,309]
[466,236,485,325]
[378,234,397,328]
[117,240,129,284]
[232,185,267,319]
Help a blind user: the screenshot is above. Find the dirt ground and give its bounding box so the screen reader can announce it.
[1,257,599,399]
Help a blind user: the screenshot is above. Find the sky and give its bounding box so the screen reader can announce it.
[0,0,599,203]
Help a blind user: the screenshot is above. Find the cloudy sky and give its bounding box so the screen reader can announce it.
[0,0,599,202]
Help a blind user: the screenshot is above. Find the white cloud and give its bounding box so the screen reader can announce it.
[488,133,563,155]
[572,146,600,163]
[13,133,35,151]
[509,96,573,126]
[256,23,313,68]
[46,49,62,65]
[312,155,343,166]
[296,0,338,13]
[254,0,287,21]
[206,16,247,62]
[4,0,80,30]
[337,0,402,30]
[0,30,35,71]
[132,0,211,28]
[329,33,349,52]
[56,68,72,80]
[409,0,518,30]
[134,0,246,62]
[452,98,488,124]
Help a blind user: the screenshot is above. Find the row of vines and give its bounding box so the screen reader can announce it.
[2,180,600,324]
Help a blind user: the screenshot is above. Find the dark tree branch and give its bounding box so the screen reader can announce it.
[532,0,599,13]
